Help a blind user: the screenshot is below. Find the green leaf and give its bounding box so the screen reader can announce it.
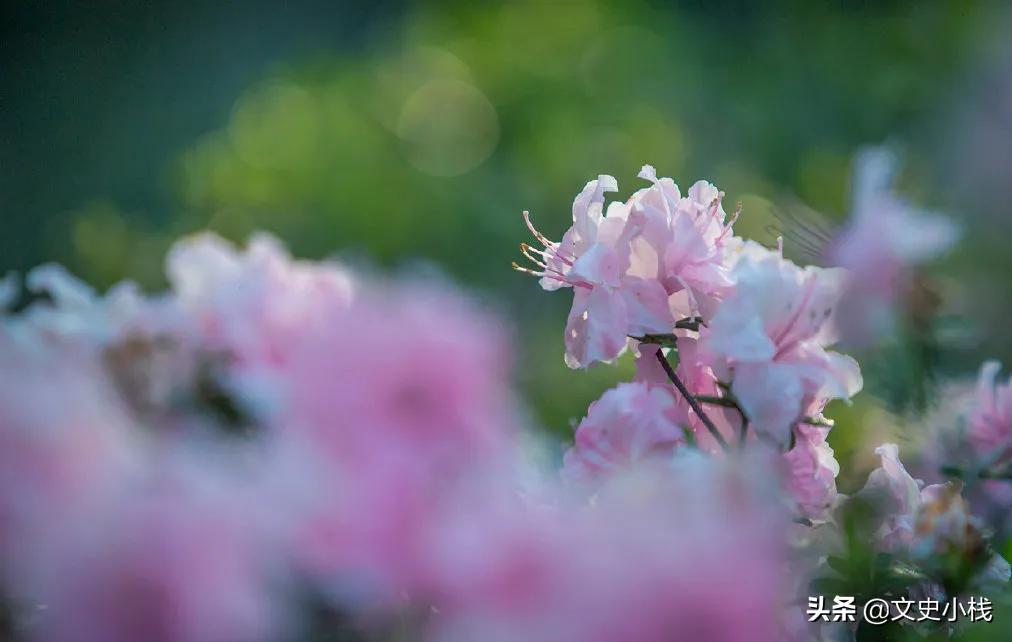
[874,553,893,573]
[826,555,850,576]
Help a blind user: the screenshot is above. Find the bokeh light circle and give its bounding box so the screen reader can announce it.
[396,80,499,178]
[228,80,321,170]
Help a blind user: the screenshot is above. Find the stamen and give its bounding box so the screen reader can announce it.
[520,244,548,269]
[777,236,784,257]
[520,242,550,258]
[708,192,726,220]
[511,262,593,289]
[512,262,543,277]
[716,202,742,244]
[523,211,556,249]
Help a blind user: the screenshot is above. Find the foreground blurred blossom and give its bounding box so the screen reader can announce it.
[424,453,791,642]
[166,232,356,372]
[30,449,290,642]
[278,279,519,602]
[825,146,960,348]
[0,319,142,593]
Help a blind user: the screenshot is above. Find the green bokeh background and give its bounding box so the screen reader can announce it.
[4,0,1012,495]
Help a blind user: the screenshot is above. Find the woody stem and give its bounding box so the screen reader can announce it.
[654,349,730,453]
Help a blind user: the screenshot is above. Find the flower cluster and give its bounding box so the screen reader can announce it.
[519,165,864,520]
[517,154,1010,641]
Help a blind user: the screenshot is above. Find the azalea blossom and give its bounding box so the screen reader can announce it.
[426,453,791,642]
[29,449,290,642]
[700,243,862,446]
[855,443,1011,589]
[0,316,143,595]
[965,360,1012,472]
[516,167,740,369]
[560,381,689,486]
[781,423,841,523]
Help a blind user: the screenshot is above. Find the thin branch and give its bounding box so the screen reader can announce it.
[689,394,749,449]
[654,349,730,453]
[632,333,679,347]
[693,395,737,408]
[674,316,705,331]
[738,409,749,452]
[629,318,705,347]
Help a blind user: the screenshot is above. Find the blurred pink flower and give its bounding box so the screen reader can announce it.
[425,454,790,642]
[858,443,1011,587]
[270,279,520,603]
[966,361,1012,466]
[284,279,515,473]
[826,146,960,348]
[857,443,922,551]
[0,324,141,594]
[30,448,289,642]
[166,232,356,374]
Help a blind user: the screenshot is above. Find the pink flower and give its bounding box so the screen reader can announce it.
[0,325,141,593]
[30,448,289,642]
[273,279,519,602]
[857,443,923,550]
[560,382,689,486]
[857,443,1010,588]
[948,360,1012,511]
[284,279,515,474]
[966,361,1012,467]
[781,423,840,523]
[517,168,742,369]
[166,232,356,371]
[426,455,790,642]
[825,146,959,348]
[418,479,572,622]
[701,244,862,446]
[566,182,677,366]
[518,175,672,367]
[624,166,738,317]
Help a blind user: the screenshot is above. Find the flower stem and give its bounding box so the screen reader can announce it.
[693,395,737,408]
[674,316,704,331]
[654,350,730,453]
[691,394,749,450]
[738,410,749,452]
